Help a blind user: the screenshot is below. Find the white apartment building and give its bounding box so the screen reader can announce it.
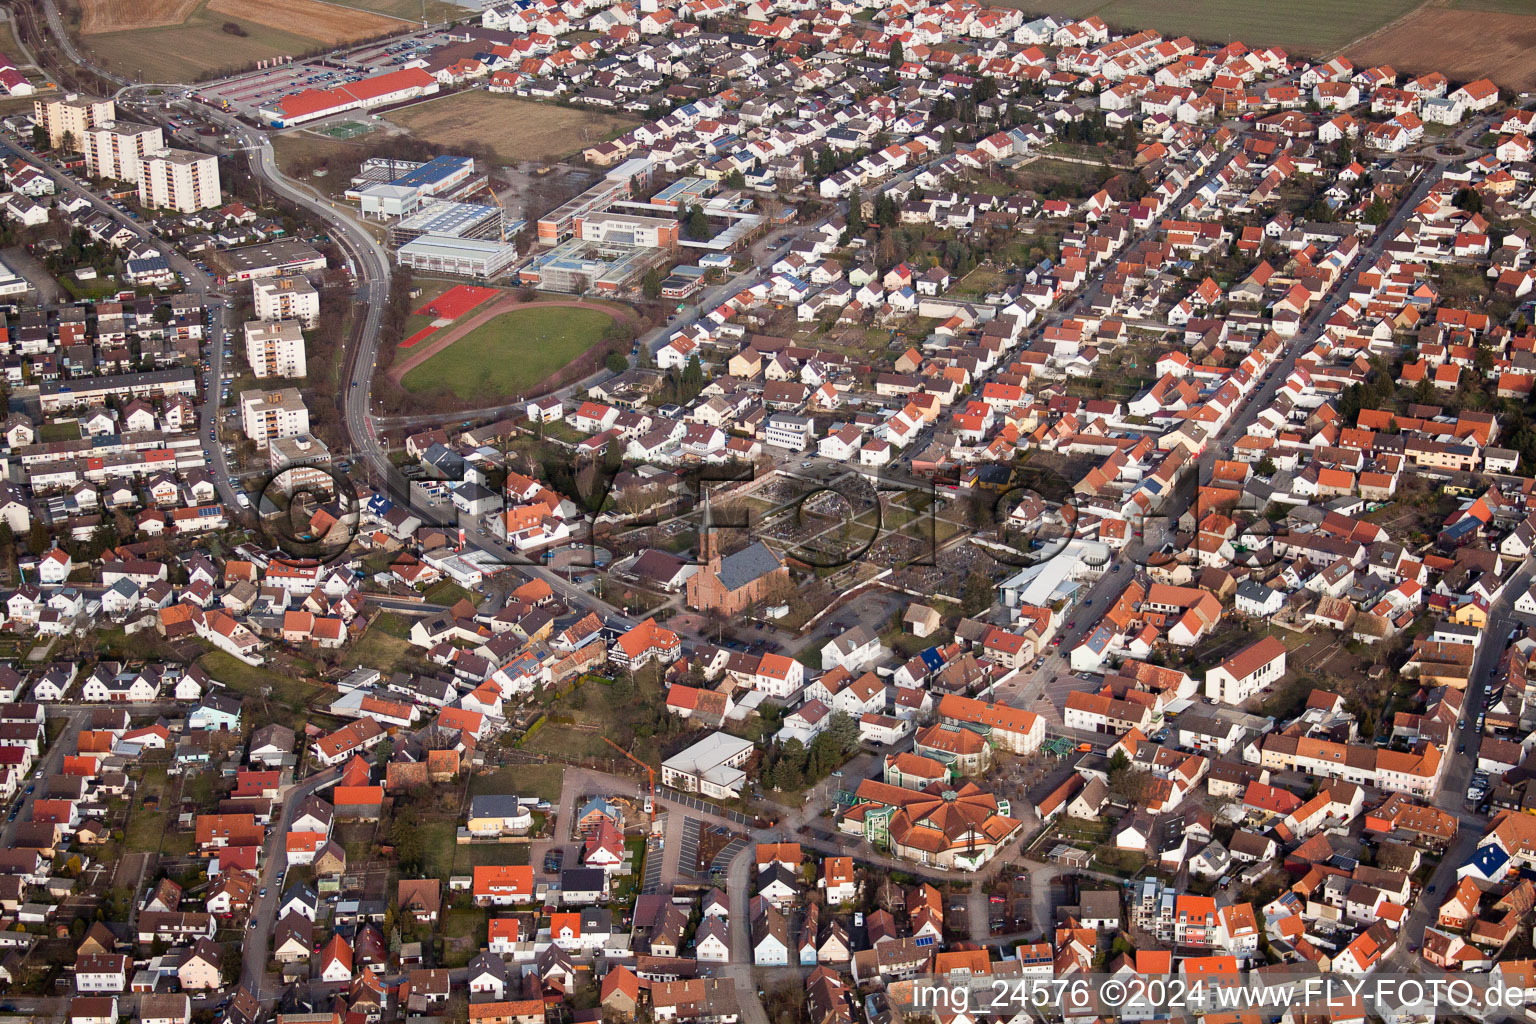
[764,413,812,452]
[138,148,221,213]
[34,93,114,149]
[243,319,307,379]
[253,276,320,327]
[83,121,163,182]
[1204,636,1288,705]
[239,388,310,448]
[268,433,333,497]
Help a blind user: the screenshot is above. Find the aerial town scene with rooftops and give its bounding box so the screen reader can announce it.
[0,0,1531,1019]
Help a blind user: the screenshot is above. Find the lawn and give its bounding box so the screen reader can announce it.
[453,842,530,874]
[349,617,416,673]
[38,422,81,442]
[401,306,615,403]
[443,906,488,940]
[523,724,612,762]
[468,764,566,803]
[197,650,328,730]
[389,93,639,163]
[1085,0,1422,53]
[271,132,375,198]
[424,580,476,607]
[84,0,327,82]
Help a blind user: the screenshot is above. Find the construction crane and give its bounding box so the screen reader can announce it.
[601,736,657,828]
[484,186,511,243]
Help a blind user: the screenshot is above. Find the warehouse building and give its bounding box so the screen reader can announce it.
[213,241,327,283]
[388,201,507,248]
[259,67,439,127]
[350,155,476,218]
[396,235,520,279]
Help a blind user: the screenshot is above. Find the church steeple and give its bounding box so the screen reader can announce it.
[700,490,719,564]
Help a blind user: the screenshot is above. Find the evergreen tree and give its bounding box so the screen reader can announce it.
[26,522,46,558]
[642,267,663,300]
[887,40,903,68]
[846,184,864,236]
[682,354,705,401]
[687,205,710,240]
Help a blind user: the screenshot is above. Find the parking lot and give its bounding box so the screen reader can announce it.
[641,831,664,895]
[193,28,457,120]
[660,787,756,828]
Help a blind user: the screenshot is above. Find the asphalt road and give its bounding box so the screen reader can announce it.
[241,762,341,998]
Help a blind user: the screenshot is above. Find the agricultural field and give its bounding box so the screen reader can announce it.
[388,93,639,163]
[1086,0,1422,54]
[1347,3,1536,90]
[83,1,323,82]
[78,0,200,34]
[400,305,615,403]
[205,0,407,45]
[324,0,467,24]
[1447,0,1533,12]
[80,0,403,81]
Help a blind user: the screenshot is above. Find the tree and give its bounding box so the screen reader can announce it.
[888,40,904,69]
[26,521,46,558]
[824,710,858,753]
[220,943,242,982]
[605,351,629,374]
[687,205,709,240]
[60,130,75,155]
[1336,136,1352,167]
[642,267,663,300]
[1255,456,1276,477]
[681,353,705,403]
[31,125,46,151]
[961,570,994,616]
[1363,197,1390,225]
[846,184,864,237]
[724,169,746,189]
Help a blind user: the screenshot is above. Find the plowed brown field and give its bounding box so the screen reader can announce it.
[1347,5,1536,91]
[205,0,406,44]
[81,0,200,34]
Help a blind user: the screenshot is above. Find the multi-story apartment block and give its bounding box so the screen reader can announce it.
[239,388,310,448]
[243,320,307,379]
[138,149,221,213]
[34,93,115,149]
[253,276,320,327]
[83,121,163,182]
[268,433,333,497]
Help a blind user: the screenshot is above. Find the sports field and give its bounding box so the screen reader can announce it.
[400,305,615,402]
[389,93,639,163]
